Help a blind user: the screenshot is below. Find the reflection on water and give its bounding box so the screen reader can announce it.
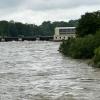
[0,41,100,100]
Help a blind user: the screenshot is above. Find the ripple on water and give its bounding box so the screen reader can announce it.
[0,41,100,100]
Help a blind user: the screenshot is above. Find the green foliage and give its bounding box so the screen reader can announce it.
[68,20,79,27]
[93,47,100,67]
[0,21,9,37]
[39,21,53,36]
[94,47,100,63]
[69,36,95,58]
[59,30,100,59]
[59,11,100,67]
[59,38,75,56]
[0,20,78,37]
[8,20,18,37]
[76,11,100,37]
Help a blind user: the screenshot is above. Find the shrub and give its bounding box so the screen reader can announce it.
[59,37,75,56]
[59,30,100,59]
[93,47,100,67]
[68,35,95,58]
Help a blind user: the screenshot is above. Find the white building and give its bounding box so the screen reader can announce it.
[54,27,76,41]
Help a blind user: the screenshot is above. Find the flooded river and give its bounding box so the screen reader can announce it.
[0,41,100,100]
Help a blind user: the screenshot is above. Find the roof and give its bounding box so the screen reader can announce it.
[55,27,76,29]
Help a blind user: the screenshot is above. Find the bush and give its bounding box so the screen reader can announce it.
[59,37,75,56]
[68,35,95,58]
[93,47,100,67]
[59,30,100,59]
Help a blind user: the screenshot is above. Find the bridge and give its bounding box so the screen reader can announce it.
[0,36,53,42]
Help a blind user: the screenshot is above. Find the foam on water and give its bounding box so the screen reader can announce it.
[0,41,100,100]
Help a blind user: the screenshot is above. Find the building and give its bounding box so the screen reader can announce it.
[54,27,76,41]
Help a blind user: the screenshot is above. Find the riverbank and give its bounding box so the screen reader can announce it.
[59,11,100,68]
[59,32,100,68]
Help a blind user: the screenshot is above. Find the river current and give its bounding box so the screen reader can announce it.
[0,41,100,100]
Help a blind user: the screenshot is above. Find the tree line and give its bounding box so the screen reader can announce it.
[0,20,78,37]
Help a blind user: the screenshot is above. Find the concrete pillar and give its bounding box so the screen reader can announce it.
[36,37,40,41]
[18,38,22,41]
[1,38,5,42]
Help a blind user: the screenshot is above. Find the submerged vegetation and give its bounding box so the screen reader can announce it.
[59,11,100,67]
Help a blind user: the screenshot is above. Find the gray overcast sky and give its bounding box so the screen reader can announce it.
[0,0,100,25]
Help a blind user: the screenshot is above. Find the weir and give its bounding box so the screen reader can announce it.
[0,36,53,42]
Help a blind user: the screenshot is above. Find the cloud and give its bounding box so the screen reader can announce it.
[0,0,100,24]
[0,0,24,9]
[0,0,100,11]
[24,0,100,11]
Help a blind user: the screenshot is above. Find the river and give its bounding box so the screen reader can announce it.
[0,41,100,100]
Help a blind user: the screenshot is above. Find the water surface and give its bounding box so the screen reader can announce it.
[0,41,100,100]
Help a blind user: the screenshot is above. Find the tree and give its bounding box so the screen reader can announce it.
[8,20,18,37]
[0,21,9,37]
[39,21,53,36]
[15,22,24,36]
[68,20,78,27]
[76,11,100,37]
[0,20,78,37]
